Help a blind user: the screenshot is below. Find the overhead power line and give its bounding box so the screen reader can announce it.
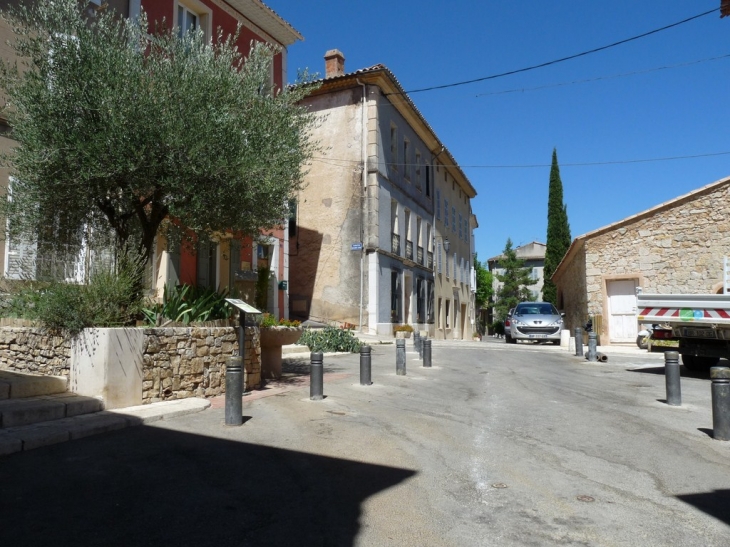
[392,7,718,96]
[310,150,730,171]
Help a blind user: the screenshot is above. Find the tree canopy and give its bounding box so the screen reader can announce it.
[494,238,535,321]
[542,149,572,305]
[0,0,318,279]
[473,254,492,311]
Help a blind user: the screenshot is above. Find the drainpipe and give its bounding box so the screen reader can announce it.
[357,79,367,332]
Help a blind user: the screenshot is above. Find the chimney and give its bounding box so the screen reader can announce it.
[324,49,345,78]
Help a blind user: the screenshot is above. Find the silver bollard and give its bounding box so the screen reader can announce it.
[587,331,597,362]
[225,355,243,426]
[664,351,681,406]
[423,339,432,368]
[418,334,427,359]
[711,366,730,441]
[575,327,583,357]
[360,345,372,386]
[396,339,406,375]
[310,352,324,400]
[414,331,420,353]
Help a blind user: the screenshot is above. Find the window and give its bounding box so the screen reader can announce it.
[425,165,431,197]
[228,239,241,291]
[452,206,456,232]
[445,299,451,328]
[436,189,441,219]
[197,240,218,289]
[288,199,297,237]
[444,199,449,227]
[437,242,442,273]
[390,125,398,169]
[175,1,211,41]
[458,213,463,240]
[403,138,410,180]
[390,270,401,323]
[415,151,422,188]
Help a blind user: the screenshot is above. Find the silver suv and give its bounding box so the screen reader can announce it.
[506,302,564,344]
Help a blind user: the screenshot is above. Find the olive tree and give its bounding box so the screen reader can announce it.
[0,0,317,286]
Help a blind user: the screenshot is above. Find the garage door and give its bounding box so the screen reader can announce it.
[607,279,638,343]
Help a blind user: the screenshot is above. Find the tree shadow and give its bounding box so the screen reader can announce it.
[0,424,416,547]
[676,489,730,525]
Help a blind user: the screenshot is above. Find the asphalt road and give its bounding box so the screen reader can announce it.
[2,339,730,546]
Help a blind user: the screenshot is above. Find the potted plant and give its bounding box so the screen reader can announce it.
[259,314,303,379]
[393,324,414,339]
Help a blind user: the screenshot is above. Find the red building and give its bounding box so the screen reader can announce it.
[131,0,301,318]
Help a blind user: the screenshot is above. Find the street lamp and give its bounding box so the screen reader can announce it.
[433,236,450,253]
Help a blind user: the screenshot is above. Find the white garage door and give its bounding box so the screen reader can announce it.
[607,279,638,343]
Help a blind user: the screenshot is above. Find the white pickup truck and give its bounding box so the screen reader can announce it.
[636,292,730,371]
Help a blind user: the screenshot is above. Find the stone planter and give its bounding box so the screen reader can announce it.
[260,326,303,380]
[394,331,412,339]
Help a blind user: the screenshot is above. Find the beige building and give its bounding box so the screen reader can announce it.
[290,50,477,339]
[553,175,730,345]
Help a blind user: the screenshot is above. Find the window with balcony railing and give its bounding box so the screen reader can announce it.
[417,246,424,265]
[391,233,401,255]
[427,251,434,270]
[405,240,413,261]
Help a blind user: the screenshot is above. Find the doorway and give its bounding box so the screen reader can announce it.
[606,278,638,343]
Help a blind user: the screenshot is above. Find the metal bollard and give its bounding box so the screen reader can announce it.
[396,339,406,376]
[418,334,427,360]
[310,352,324,400]
[360,345,372,386]
[423,339,432,368]
[225,355,243,426]
[587,331,597,362]
[664,351,681,406]
[575,327,583,357]
[711,366,730,441]
[414,331,421,353]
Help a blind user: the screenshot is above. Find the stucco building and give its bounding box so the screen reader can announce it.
[552,175,730,345]
[290,50,477,339]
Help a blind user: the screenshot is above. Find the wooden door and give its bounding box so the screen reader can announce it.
[607,279,638,343]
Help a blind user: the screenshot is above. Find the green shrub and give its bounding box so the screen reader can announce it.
[298,326,362,353]
[259,313,301,328]
[141,284,233,325]
[492,320,505,335]
[0,283,45,320]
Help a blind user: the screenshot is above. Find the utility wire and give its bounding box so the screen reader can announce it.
[310,150,730,171]
[391,7,718,95]
[474,53,730,97]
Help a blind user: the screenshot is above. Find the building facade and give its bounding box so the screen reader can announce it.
[290,50,477,338]
[552,175,730,345]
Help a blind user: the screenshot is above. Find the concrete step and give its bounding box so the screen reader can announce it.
[0,398,211,456]
[0,371,68,400]
[0,392,104,428]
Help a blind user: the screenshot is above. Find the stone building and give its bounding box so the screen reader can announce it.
[290,50,478,338]
[552,175,730,345]
[487,241,546,302]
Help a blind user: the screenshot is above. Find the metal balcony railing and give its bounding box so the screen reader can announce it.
[391,233,401,255]
[405,240,413,261]
[427,251,433,270]
[417,246,424,265]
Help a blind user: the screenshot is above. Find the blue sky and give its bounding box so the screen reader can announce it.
[274,1,730,262]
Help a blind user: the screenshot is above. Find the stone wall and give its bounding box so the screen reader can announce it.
[553,243,588,332]
[0,328,71,377]
[141,326,261,404]
[0,325,262,404]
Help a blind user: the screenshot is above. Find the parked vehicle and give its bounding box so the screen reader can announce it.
[636,291,730,370]
[506,302,564,344]
[503,308,515,342]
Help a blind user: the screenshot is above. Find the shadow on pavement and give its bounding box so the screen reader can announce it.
[0,424,416,547]
[626,366,710,379]
[676,489,730,526]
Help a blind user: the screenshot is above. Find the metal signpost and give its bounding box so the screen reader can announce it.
[223,299,261,426]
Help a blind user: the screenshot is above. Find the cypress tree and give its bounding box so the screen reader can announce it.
[543,149,572,305]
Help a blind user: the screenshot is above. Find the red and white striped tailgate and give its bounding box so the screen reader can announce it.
[638,307,730,320]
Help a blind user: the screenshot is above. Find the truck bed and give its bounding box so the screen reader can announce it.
[637,293,730,327]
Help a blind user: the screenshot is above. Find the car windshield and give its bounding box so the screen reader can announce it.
[517,304,558,315]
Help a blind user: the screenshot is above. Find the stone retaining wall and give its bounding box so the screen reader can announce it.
[142,326,261,403]
[0,326,262,404]
[0,328,71,377]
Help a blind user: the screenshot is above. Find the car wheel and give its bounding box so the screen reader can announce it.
[505,334,516,344]
[682,354,718,371]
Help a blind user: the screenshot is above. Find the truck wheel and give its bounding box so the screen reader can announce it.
[636,334,649,350]
[682,354,718,371]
